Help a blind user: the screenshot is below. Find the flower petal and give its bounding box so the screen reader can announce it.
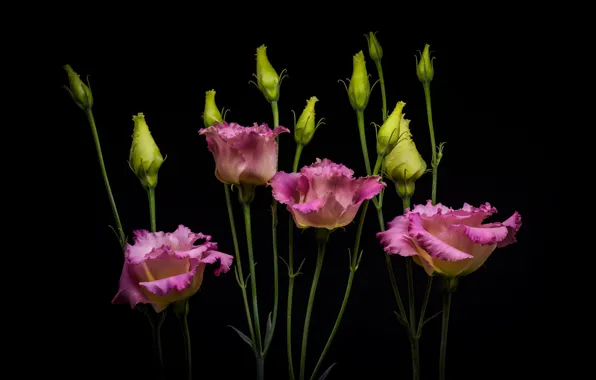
[200,250,234,275]
[291,192,347,229]
[199,124,247,184]
[497,211,522,248]
[376,215,418,257]
[112,262,150,309]
[353,176,385,204]
[139,262,199,297]
[408,213,473,261]
[458,224,510,245]
[270,171,301,206]
[168,224,212,250]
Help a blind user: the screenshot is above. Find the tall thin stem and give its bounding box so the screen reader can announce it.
[439,290,452,380]
[175,301,192,380]
[147,187,156,232]
[287,145,305,380]
[85,109,125,247]
[356,110,372,175]
[242,200,263,355]
[423,82,438,205]
[374,60,388,122]
[224,184,256,345]
[299,232,328,380]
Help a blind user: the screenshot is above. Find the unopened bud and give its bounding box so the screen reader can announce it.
[64,64,93,110]
[203,90,223,127]
[256,45,281,102]
[377,101,406,154]
[348,51,370,112]
[129,113,164,189]
[383,120,427,199]
[365,32,383,62]
[416,44,434,83]
[295,96,319,145]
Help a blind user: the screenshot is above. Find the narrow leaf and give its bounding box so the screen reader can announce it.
[228,325,254,351]
[318,363,337,380]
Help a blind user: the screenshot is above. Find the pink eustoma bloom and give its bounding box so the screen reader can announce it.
[199,122,290,185]
[270,158,386,230]
[377,200,522,277]
[112,225,234,313]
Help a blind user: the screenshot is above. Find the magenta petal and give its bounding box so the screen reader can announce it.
[459,224,510,245]
[200,125,247,184]
[497,211,522,247]
[139,265,198,297]
[270,171,301,205]
[200,250,234,275]
[112,262,150,309]
[353,176,385,203]
[408,213,473,261]
[292,193,347,229]
[376,215,418,257]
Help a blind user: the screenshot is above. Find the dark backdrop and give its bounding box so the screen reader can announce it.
[55,16,556,380]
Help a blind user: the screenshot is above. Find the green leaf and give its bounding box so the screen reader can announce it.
[228,325,254,351]
[318,363,337,380]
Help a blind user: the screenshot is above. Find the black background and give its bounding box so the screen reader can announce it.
[54,14,557,380]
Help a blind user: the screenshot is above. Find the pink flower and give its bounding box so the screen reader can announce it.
[270,158,386,230]
[112,225,234,313]
[199,122,290,185]
[377,200,522,277]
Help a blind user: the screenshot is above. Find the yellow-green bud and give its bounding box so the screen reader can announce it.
[203,90,223,127]
[256,45,281,102]
[63,64,93,110]
[383,120,427,199]
[348,51,370,112]
[377,101,406,154]
[365,32,383,62]
[416,44,434,83]
[295,96,319,145]
[129,113,164,189]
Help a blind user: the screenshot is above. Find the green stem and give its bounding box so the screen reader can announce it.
[85,109,125,247]
[176,301,192,380]
[287,145,305,380]
[224,184,256,346]
[147,187,156,232]
[356,111,372,175]
[257,357,265,380]
[374,60,388,122]
[242,201,263,354]
[272,100,280,160]
[439,290,452,380]
[423,82,438,205]
[417,276,434,337]
[300,232,328,380]
[410,337,420,380]
[149,311,166,376]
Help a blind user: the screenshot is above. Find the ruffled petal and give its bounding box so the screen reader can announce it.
[408,213,473,261]
[199,125,247,184]
[112,262,150,309]
[291,193,347,229]
[497,211,522,248]
[200,250,234,275]
[376,215,418,257]
[300,158,354,179]
[168,225,212,250]
[270,171,301,205]
[458,224,509,245]
[353,176,385,204]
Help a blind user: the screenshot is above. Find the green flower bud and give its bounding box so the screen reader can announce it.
[256,45,281,102]
[129,113,164,189]
[383,120,427,199]
[295,96,319,145]
[416,44,434,83]
[203,90,223,127]
[63,64,93,110]
[348,51,370,112]
[365,31,383,62]
[377,101,406,154]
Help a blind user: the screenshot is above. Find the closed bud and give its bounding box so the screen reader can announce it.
[129,113,164,189]
[203,90,223,127]
[365,31,383,62]
[416,44,434,83]
[383,120,427,199]
[295,96,319,145]
[377,101,406,154]
[256,45,281,102]
[348,51,370,112]
[63,64,93,110]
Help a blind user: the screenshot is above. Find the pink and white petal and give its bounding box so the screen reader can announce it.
[456,202,498,227]
[271,125,291,137]
[301,158,354,179]
[126,230,169,262]
[235,130,279,184]
[112,263,151,309]
[353,176,385,204]
[270,172,301,205]
[408,213,473,261]
[459,244,498,276]
[335,202,365,229]
[309,174,355,207]
[168,225,212,250]
[376,215,419,257]
[410,200,453,217]
[200,250,234,275]
[139,265,197,297]
[292,193,346,229]
[129,250,190,283]
[459,224,510,245]
[497,211,522,248]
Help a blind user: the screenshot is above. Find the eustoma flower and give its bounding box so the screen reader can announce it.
[377,201,522,277]
[112,225,234,312]
[199,122,289,186]
[270,158,385,230]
